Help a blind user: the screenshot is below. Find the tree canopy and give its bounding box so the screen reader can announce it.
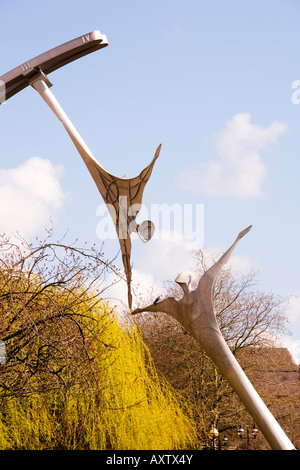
[136,248,293,449]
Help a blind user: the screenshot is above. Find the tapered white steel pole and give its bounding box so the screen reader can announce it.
[195,326,295,450]
[30,76,102,172]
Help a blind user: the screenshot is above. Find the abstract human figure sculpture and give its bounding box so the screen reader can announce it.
[0,31,159,309]
[29,75,160,310]
[132,226,295,450]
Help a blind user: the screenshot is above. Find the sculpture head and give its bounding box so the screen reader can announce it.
[175,270,197,302]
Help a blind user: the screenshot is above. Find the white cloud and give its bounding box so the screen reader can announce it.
[0,156,67,239]
[103,268,163,312]
[264,293,300,365]
[104,233,260,309]
[134,230,196,280]
[175,112,287,198]
[190,243,262,277]
[103,231,197,310]
[225,252,262,275]
[285,293,300,328]
[278,336,300,365]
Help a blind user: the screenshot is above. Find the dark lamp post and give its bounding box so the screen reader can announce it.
[223,435,228,448]
[237,425,245,439]
[252,424,259,439]
[209,425,219,450]
[238,424,259,447]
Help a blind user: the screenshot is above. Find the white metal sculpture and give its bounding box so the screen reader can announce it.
[29,73,160,310]
[0,31,159,309]
[132,226,295,450]
[0,31,296,450]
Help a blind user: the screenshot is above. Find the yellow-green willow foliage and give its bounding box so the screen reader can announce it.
[0,238,196,450]
[98,312,196,450]
[0,240,195,450]
[0,310,195,450]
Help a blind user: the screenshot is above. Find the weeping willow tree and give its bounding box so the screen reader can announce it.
[0,233,195,450]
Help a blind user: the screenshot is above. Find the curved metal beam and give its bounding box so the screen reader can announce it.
[0,31,108,102]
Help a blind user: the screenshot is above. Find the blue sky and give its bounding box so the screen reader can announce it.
[1,0,300,361]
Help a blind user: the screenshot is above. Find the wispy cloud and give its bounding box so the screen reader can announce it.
[175,112,287,198]
[279,336,300,365]
[285,292,300,328]
[0,156,68,239]
[273,292,300,364]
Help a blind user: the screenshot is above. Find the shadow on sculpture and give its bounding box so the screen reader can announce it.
[132,225,295,450]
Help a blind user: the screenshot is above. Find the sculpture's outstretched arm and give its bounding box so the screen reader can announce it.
[214,225,252,269]
[196,225,252,296]
[132,297,185,323]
